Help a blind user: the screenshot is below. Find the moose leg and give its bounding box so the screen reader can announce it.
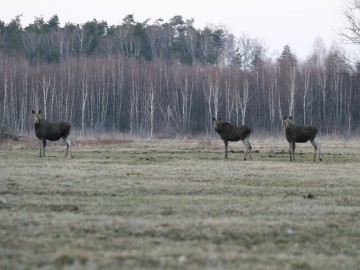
[317,141,322,161]
[242,137,252,161]
[310,139,322,162]
[39,141,43,158]
[63,136,72,158]
[224,140,228,159]
[292,142,296,162]
[289,141,296,162]
[42,139,47,158]
[291,142,296,162]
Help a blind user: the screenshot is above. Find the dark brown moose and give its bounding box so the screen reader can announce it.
[282,116,321,162]
[212,117,252,160]
[32,110,72,158]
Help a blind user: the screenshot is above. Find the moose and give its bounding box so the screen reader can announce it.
[282,116,321,162]
[212,117,252,160]
[32,110,72,158]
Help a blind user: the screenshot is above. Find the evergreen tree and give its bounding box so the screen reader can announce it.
[4,15,23,54]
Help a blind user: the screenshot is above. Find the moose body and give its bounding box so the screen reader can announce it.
[32,110,71,158]
[282,116,321,162]
[212,117,252,160]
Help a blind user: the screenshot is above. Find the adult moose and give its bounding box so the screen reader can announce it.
[32,110,72,158]
[282,116,321,162]
[212,117,252,160]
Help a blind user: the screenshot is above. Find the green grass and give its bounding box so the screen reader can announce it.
[1,138,360,269]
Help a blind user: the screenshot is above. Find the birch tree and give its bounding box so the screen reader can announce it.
[300,61,311,125]
[2,61,8,127]
[224,71,235,122]
[129,60,140,135]
[40,74,56,119]
[203,70,221,131]
[287,66,296,117]
[19,62,29,132]
[266,65,279,130]
[144,81,156,137]
[339,0,360,74]
[234,73,250,125]
[80,60,89,133]
[178,76,193,132]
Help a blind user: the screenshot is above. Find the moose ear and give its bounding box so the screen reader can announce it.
[32,110,35,114]
[38,110,41,114]
[212,117,216,121]
[283,116,287,120]
[289,116,293,120]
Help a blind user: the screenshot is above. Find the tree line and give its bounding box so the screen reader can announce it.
[0,14,229,65]
[1,14,360,136]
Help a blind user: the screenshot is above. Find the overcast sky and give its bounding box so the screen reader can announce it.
[1,0,347,59]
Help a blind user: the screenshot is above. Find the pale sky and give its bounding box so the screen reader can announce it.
[1,0,347,59]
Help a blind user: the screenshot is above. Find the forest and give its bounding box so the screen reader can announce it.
[0,14,359,136]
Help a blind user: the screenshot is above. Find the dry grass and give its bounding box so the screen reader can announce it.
[1,137,360,269]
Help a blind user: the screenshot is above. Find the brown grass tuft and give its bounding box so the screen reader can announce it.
[77,135,133,146]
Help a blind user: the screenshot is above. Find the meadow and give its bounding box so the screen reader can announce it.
[1,136,360,269]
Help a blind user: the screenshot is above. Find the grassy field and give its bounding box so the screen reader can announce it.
[1,136,360,269]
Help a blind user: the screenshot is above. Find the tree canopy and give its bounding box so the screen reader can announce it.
[0,14,267,67]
